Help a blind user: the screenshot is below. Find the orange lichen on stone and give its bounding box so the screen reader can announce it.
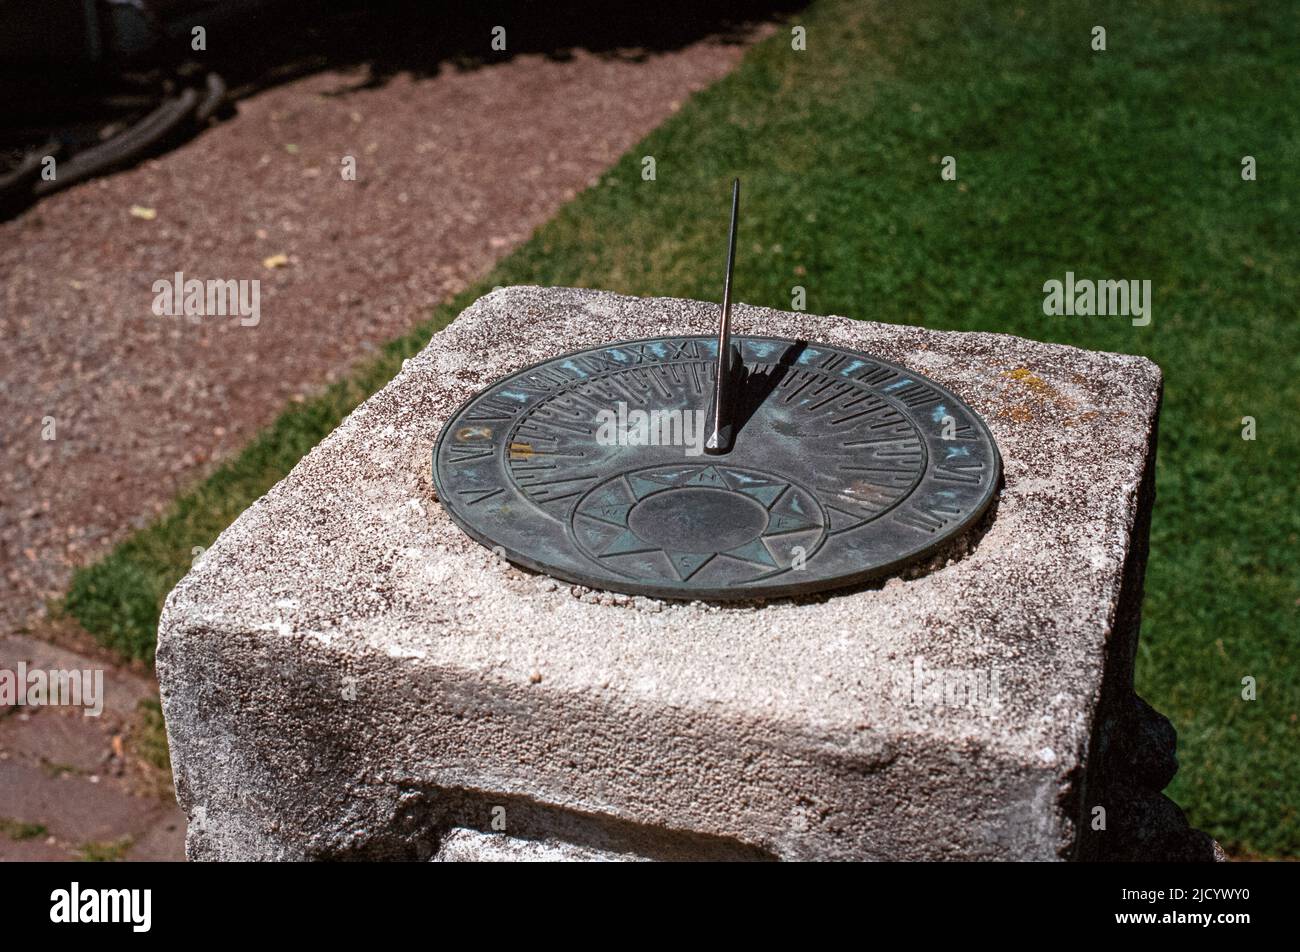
[1001,367,1055,396]
[997,404,1036,423]
[1064,410,1102,428]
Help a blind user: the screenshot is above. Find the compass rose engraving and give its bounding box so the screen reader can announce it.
[571,464,827,586]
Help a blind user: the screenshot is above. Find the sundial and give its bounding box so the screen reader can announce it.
[433,182,1000,600]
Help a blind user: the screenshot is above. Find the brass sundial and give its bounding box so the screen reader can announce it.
[432,182,1000,599]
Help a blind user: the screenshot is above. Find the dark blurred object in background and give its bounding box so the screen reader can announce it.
[0,0,267,214]
[0,0,797,218]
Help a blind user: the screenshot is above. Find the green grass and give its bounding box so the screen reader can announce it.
[133,698,172,774]
[78,837,133,862]
[0,818,49,841]
[65,0,1298,855]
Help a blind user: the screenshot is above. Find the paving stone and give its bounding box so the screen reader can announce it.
[1,708,112,774]
[125,802,187,861]
[0,759,160,848]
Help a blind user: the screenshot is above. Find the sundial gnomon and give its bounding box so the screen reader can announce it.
[433,182,1000,599]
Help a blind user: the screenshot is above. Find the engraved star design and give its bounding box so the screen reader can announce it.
[576,465,821,581]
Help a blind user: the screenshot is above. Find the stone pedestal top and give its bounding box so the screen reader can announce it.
[159,286,1207,861]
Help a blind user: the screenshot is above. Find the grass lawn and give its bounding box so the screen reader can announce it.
[65,0,1298,856]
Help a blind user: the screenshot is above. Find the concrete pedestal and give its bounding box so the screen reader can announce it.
[157,287,1216,861]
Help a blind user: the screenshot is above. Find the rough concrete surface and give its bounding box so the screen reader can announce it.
[157,286,1215,861]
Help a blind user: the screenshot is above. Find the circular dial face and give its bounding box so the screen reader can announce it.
[432,335,1000,600]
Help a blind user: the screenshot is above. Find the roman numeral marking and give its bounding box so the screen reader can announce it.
[513,368,573,395]
[894,502,962,533]
[448,447,494,464]
[854,365,901,388]
[575,352,624,375]
[456,487,504,506]
[513,473,599,504]
[842,421,915,446]
[620,343,660,364]
[892,382,943,409]
[934,458,984,484]
[841,465,919,482]
[518,415,592,437]
[665,339,701,360]
[466,396,519,421]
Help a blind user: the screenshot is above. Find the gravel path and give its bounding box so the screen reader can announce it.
[0,26,769,860]
[0,35,765,633]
